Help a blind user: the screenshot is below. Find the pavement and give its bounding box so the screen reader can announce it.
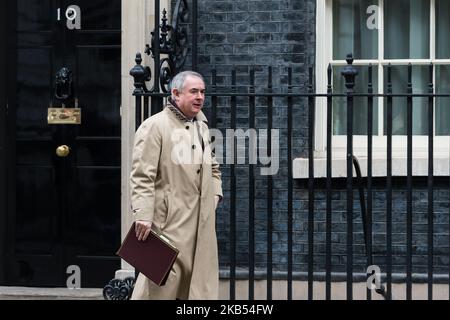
[2,281,449,300]
[0,286,104,300]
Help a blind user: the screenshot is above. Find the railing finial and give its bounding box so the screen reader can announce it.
[130,53,151,93]
[345,53,354,65]
[342,53,358,91]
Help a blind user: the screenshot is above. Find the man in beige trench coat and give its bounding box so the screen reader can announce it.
[129,71,223,300]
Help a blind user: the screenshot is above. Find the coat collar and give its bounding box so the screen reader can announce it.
[166,97,208,124]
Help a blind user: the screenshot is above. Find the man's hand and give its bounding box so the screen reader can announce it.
[135,220,152,241]
[214,196,221,210]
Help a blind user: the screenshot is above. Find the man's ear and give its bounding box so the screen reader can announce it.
[172,88,179,99]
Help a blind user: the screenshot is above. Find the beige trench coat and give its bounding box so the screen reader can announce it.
[129,105,223,300]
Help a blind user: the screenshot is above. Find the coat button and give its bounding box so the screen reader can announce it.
[197,169,201,174]
[192,145,196,150]
[186,126,190,130]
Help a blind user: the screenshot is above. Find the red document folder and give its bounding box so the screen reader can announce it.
[116,223,179,286]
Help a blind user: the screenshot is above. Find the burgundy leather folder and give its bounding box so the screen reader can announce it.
[116,223,179,286]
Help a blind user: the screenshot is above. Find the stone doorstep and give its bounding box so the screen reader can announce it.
[0,287,103,300]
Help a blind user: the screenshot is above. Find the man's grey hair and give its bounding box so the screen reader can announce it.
[170,71,205,99]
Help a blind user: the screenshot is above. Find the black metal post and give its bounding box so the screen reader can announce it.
[248,68,255,300]
[427,63,434,300]
[366,64,373,300]
[325,64,333,300]
[406,64,413,300]
[386,64,393,300]
[307,67,315,300]
[154,0,161,94]
[230,69,237,300]
[192,0,198,71]
[153,0,161,112]
[143,96,149,120]
[341,54,358,300]
[211,69,217,128]
[267,66,273,300]
[287,67,293,300]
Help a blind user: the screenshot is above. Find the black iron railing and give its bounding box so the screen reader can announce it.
[104,0,450,301]
[119,51,450,301]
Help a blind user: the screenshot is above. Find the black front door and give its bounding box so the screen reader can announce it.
[0,0,7,285]
[4,0,122,287]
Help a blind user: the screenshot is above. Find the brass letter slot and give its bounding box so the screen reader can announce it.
[48,108,81,125]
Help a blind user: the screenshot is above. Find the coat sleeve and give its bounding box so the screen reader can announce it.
[210,136,223,200]
[130,119,162,222]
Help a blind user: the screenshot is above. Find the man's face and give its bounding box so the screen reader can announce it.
[173,76,205,119]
